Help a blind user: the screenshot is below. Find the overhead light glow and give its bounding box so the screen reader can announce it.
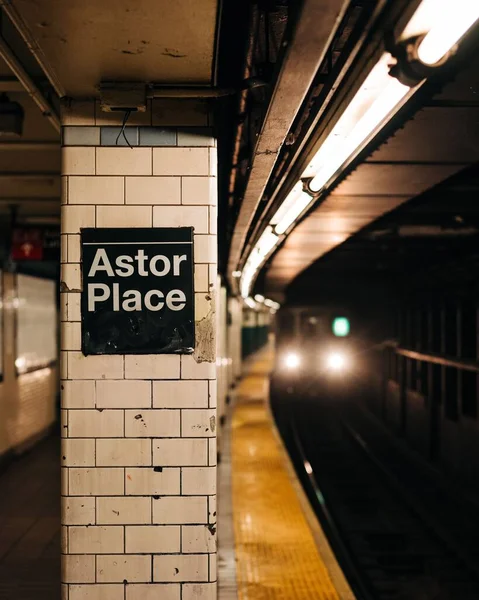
[244,297,257,309]
[284,352,300,369]
[232,270,242,278]
[254,294,265,303]
[417,1,479,65]
[274,191,312,234]
[307,54,409,192]
[326,352,347,372]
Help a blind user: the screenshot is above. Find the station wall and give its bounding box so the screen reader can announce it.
[0,271,58,460]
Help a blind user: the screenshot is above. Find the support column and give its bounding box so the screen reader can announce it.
[60,99,217,600]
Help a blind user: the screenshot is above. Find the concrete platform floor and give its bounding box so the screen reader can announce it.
[0,436,60,600]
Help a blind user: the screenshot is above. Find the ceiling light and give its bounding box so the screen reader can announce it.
[254,294,265,303]
[307,54,409,193]
[232,270,242,278]
[402,0,479,66]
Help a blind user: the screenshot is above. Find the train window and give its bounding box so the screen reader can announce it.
[15,274,57,375]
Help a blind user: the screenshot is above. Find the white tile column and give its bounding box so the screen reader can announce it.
[60,99,217,600]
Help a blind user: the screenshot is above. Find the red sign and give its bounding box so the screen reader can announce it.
[12,228,44,260]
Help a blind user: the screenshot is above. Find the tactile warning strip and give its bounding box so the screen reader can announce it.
[232,352,341,600]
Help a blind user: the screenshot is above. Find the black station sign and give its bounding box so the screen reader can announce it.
[81,228,195,356]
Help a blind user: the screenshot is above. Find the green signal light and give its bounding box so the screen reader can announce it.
[332,317,350,337]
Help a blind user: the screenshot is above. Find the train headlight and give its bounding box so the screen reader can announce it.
[284,352,301,370]
[326,352,347,372]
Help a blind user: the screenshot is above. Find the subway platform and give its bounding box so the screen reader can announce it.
[218,344,353,600]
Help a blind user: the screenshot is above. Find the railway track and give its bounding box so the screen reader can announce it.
[281,400,479,600]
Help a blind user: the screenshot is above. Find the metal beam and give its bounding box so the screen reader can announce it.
[0,35,60,132]
[0,76,23,92]
[227,0,350,287]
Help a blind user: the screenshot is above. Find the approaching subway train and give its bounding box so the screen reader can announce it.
[270,304,368,400]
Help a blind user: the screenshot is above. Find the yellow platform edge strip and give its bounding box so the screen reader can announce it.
[231,348,355,600]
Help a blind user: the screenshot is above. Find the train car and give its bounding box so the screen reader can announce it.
[270,304,366,402]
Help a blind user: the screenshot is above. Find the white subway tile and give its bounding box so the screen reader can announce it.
[183,583,216,600]
[208,496,216,524]
[68,410,123,438]
[153,205,208,233]
[208,382,217,409]
[125,525,180,553]
[126,584,180,600]
[97,555,151,583]
[70,585,124,600]
[96,439,151,467]
[62,555,95,583]
[193,235,217,263]
[125,409,180,438]
[208,438,217,466]
[209,206,217,235]
[62,497,95,525]
[153,148,209,176]
[69,468,124,496]
[181,356,215,380]
[62,438,95,467]
[62,380,95,409]
[182,525,216,554]
[181,410,215,438]
[182,467,216,495]
[182,177,216,206]
[69,526,124,554]
[62,205,95,234]
[209,148,217,176]
[96,147,152,176]
[209,553,217,582]
[69,176,124,204]
[126,177,180,205]
[68,352,123,380]
[61,264,81,291]
[62,147,95,175]
[97,497,151,525]
[153,439,207,466]
[125,467,180,495]
[67,235,81,263]
[153,380,208,408]
[67,292,81,322]
[125,355,180,379]
[96,205,152,227]
[194,264,209,293]
[96,380,151,409]
[152,497,207,525]
[153,555,208,583]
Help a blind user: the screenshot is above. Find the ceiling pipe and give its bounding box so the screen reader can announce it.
[0,76,23,92]
[0,0,66,98]
[0,35,60,132]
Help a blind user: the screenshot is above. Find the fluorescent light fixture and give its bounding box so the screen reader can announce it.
[417,1,479,65]
[274,191,312,234]
[402,0,479,65]
[306,53,409,192]
[244,297,257,309]
[232,270,242,278]
[254,294,265,303]
[238,0,477,299]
